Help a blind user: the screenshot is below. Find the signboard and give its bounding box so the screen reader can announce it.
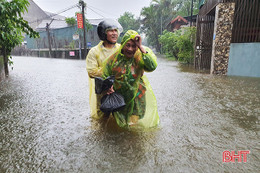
[87,42,91,47]
[77,13,83,29]
[69,51,75,56]
[73,34,79,40]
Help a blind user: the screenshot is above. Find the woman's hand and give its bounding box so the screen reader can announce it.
[134,35,146,53]
[106,85,115,95]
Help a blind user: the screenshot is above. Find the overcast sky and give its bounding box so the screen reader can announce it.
[33,0,152,19]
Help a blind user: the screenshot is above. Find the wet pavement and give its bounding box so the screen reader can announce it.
[0,56,259,172]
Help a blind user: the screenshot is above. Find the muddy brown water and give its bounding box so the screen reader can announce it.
[0,56,259,172]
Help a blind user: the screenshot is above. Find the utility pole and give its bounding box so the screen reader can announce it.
[46,19,54,57]
[190,0,194,27]
[79,0,87,58]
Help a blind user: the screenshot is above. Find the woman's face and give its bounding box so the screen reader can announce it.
[122,40,137,58]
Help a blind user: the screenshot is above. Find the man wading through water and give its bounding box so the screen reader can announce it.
[86,19,122,120]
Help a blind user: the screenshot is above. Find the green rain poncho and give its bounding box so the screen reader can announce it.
[102,30,160,128]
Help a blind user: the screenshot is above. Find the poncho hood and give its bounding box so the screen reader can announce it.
[120,30,139,50]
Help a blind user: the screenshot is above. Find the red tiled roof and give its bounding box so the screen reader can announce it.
[170,16,188,24]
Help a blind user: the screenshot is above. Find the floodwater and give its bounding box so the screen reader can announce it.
[0,56,259,173]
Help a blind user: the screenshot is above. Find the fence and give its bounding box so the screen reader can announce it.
[194,15,215,70]
[231,0,260,43]
[195,0,260,70]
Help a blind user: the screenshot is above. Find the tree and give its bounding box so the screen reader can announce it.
[118,12,140,36]
[65,17,77,26]
[159,27,196,63]
[140,0,199,51]
[85,19,93,32]
[0,0,39,76]
[140,0,177,51]
[175,0,199,17]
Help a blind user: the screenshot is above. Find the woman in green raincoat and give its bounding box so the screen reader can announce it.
[102,30,159,128]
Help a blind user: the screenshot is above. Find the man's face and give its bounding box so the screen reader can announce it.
[122,40,137,58]
[106,29,118,44]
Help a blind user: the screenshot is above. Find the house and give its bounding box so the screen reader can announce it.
[184,14,197,27]
[195,0,260,78]
[22,0,51,30]
[167,15,197,32]
[166,16,189,32]
[21,0,101,59]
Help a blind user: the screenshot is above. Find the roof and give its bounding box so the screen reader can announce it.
[36,18,106,30]
[22,0,51,29]
[44,11,66,20]
[166,16,188,28]
[36,19,69,30]
[169,16,188,25]
[184,15,198,22]
[24,1,113,30]
[199,0,206,9]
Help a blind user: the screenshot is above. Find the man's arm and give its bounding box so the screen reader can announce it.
[86,49,103,78]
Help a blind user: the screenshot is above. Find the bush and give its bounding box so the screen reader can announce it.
[159,27,196,64]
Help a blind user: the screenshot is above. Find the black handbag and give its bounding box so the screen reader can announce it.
[95,76,125,113]
[100,92,125,113]
[95,76,115,94]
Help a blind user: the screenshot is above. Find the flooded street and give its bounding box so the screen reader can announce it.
[0,56,259,172]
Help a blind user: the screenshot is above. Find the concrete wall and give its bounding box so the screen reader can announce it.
[227,43,260,78]
[11,48,90,59]
[30,49,89,59]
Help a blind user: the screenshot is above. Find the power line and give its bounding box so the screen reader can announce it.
[28,1,120,25]
[86,6,105,18]
[87,4,118,18]
[29,3,78,24]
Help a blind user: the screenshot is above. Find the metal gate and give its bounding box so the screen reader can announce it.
[194,15,215,70]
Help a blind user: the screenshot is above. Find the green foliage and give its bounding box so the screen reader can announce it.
[65,17,76,26]
[118,12,140,35]
[85,19,93,31]
[140,0,199,51]
[140,0,178,51]
[175,0,199,17]
[159,30,180,60]
[0,0,39,67]
[159,27,196,64]
[64,40,76,49]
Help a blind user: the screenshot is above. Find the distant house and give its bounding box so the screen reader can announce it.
[166,16,188,32]
[184,15,197,27]
[23,0,101,51]
[166,15,197,32]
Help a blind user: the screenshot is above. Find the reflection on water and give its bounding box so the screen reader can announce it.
[0,56,259,172]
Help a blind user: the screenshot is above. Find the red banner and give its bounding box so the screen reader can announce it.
[77,13,83,29]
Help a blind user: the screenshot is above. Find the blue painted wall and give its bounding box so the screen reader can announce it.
[26,25,99,49]
[228,43,260,78]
